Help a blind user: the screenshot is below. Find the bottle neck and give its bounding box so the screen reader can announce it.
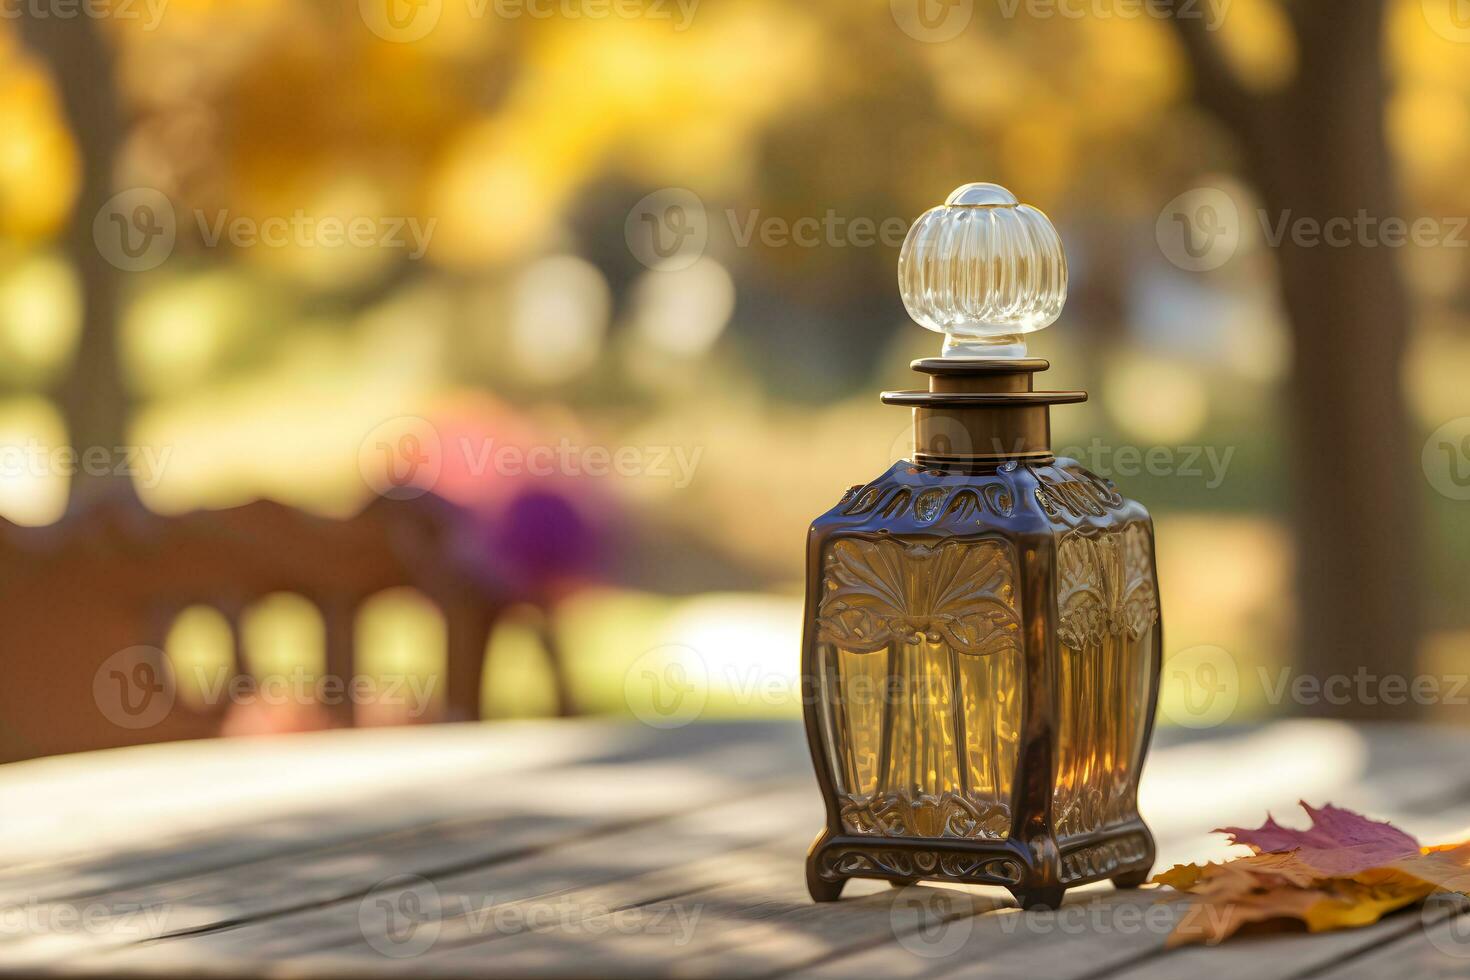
[879,358,1087,465]
[941,333,1027,359]
[912,402,1054,464]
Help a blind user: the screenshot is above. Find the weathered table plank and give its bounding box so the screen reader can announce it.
[0,725,808,970]
[3,719,1470,978]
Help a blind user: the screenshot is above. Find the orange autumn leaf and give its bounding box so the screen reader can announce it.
[1166,875,1434,948]
[1167,883,1320,948]
[1388,840,1470,892]
[1152,802,1470,947]
[1154,851,1319,899]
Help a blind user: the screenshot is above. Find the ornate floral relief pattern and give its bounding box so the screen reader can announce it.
[817,538,1022,657]
[1057,524,1159,648]
[1116,523,1158,638]
[820,847,1024,885]
[818,537,1022,842]
[841,791,1011,840]
[1053,522,1159,842]
[836,474,1015,524]
[1033,465,1127,524]
[1059,834,1150,884]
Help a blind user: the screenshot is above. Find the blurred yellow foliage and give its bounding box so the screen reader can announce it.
[0,33,77,241]
[430,8,822,265]
[1213,0,1297,93]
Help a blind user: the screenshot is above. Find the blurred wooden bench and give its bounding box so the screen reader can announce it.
[0,490,575,763]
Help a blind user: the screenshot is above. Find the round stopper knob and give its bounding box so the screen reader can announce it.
[898,182,1068,358]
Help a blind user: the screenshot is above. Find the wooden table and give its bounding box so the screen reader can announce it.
[3,719,1470,978]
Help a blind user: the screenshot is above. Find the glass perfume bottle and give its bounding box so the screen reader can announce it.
[801,183,1162,910]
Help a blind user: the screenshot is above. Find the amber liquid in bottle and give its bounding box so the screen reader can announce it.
[813,492,1157,847]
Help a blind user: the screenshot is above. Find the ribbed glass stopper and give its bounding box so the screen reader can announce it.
[897,182,1068,358]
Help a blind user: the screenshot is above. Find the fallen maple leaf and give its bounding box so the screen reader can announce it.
[1220,802,1422,878]
[1155,851,1319,900]
[1153,801,1470,947]
[1221,802,1418,856]
[1387,842,1470,892]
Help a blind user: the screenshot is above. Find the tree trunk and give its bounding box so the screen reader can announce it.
[1173,1,1420,718]
[17,16,134,513]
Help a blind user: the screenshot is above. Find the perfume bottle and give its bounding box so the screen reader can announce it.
[801,183,1162,910]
